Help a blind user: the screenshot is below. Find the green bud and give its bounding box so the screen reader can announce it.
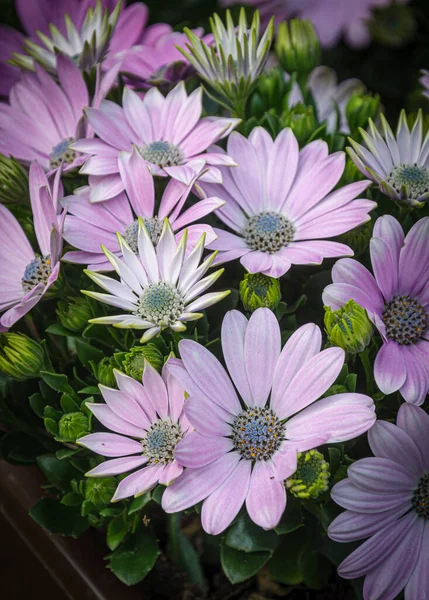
[369,3,415,48]
[286,450,330,499]
[0,154,29,205]
[324,300,373,355]
[0,333,45,380]
[58,412,89,442]
[275,19,320,76]
[92,357,117,388]
[57,297,93,332]
[240,273,281,312]
[337,220,373,258]
[122,344,164,381]
[85,477,117,508]
[282,103,318,145]
[249,68,289,118]
[346,93,380,138]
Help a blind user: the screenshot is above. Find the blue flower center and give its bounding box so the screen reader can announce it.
[141,419,183,464]
[388,164,429,202]
[50,137,77,169]
[382,295,428,345]
[136,282,184,326]
[232,407,285,461]
[139,140,182,168]
[243,211,295,253]
[22,256,52,292]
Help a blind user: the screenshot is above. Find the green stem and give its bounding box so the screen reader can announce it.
[359,348,375,396]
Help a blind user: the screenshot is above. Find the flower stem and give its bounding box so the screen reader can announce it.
[359,348,374,396]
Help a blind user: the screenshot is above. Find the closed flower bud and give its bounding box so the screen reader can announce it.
[275,19,320,76]
[324,300,373,355]
[92,357,117,388]
[0,333,45,380]
[286,450,330,499]
[122,345,164,381]
[0,154,29,205]
[240,273,281,312]
[337,220,373,258]
[59,412,89,442]
[282,103,318,145]
[85,477,117,508]
[57,297,93,332]
[346,93,380,138]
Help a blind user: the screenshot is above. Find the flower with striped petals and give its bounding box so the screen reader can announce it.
[329,403,429,600]
[79,363,191,502]
[162,308,376,534]
[83,219,230,342]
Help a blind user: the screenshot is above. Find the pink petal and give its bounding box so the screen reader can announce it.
[221,310,253,405]
[397,403,429,470]
[374,342,407,395]
[174,432,233,468]
[143,361,169,419]
[368,420,424,477]
[112,464,164,501]
[246,460,286,530]
[86,455,148,477]
[78,432,143,457]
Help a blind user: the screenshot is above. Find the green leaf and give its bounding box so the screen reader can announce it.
[221,543,270,584]
[128,493,151,515]
[99,507,124,518]
[275,494,303,535]
[60,393,80,413]
[56,447,80,460]
[44,417,59,436]
[226,514,280,554]
[81,499,96,516]
[345,373,357,392]
[37,454,82,492]
[107,514,129,551]
[151,484,165,504]
[268,530,306,586]
[328,447,342,475]
[30,498,89,537]
[29,392,46,417]
[75,338,104,368]
[168,513,206,591]
[300,546,332,590]
[46,324,77,337]
[107,526,160,586]
[78,386,101,395]
[0,431,48,465]
[41,371,76,397]
[61,492,83,507]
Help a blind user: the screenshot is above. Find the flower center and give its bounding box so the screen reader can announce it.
[124,217,163,253]
[136,282,185,326]
[412,473,429,519]
[141,418,183,465]
[231,407,285,461]
[21,256,52,292]
[387,164,429,201]
[382,295,428,345]
[286,450,330,499]
[243,212,295,253]
[50,137,77,169]
[139,141,183,168]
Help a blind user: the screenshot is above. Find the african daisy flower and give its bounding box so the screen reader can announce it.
[329,403,429,600]
[420,69,429,102]
[62,147,224,270]
[83,219,230,342]
[163,308,376,534]
[0,55,115,173]
[348,110,429,206]
[0,162,65,329]
[323,215,429,405]
[199,128,376,278]
[79,363,191,501]
[74,83,239,202]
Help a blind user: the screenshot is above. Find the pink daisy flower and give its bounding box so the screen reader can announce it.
[199,127,376,278]
[0,162,65,329]
[329,403,429,600]
[0,55,116,173]
[323,215,429,405]
[79,363,192,502]
[163,308,376,534]
[73,82,239,202]
[62,147,225,270]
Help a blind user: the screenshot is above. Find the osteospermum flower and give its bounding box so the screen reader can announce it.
[329,403,429,600]
[10,0,121,74]
[83,219,230,341]
[0,162,65,329]
[221,0,409,49]
[199,128,376,278]
[0,55,115,173]
[163,308,376,534]
[420,69,429,102]
[323,215,429,405]
[62,147,224,270]
[348,111,429,206]
[178,9,274,113]
[79,364,191,501]
[74,82,239,202]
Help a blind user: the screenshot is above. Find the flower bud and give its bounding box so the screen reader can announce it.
[0,333,45,380]
[275,19,320,76]
[286,450,330,499]
[240,273,281,312]
[337,220,373,257]
[324,300,373,355]
[122,345,164,381]
[346,93,380,138]
[282,103,318,145]
[58,412,89,442]
[85,477,117,508]
[0,154,29,205]
[92,357,117,388]
[57,297,93,332]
